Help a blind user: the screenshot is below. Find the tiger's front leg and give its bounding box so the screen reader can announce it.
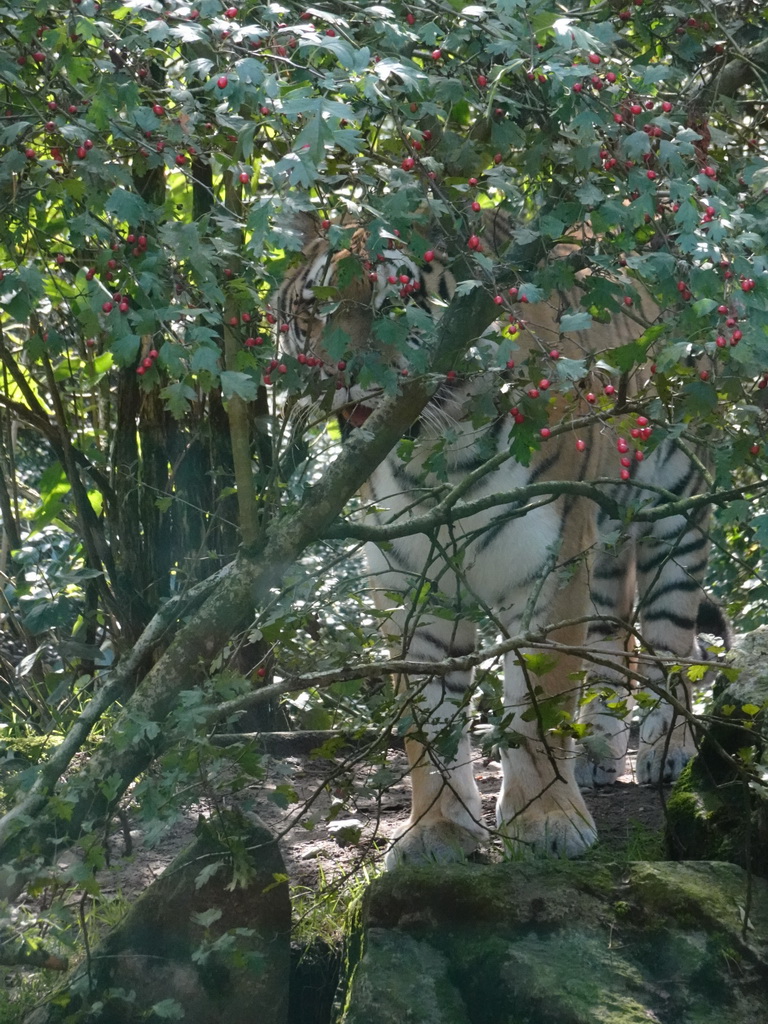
[497,638,598,858]
[383,620,486,868]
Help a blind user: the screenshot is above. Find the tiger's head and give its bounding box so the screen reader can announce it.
[277,213,460,429]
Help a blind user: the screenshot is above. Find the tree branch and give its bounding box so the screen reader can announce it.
[0,284,497,897]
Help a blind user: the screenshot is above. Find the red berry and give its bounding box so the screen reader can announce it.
[424,250,435,263]
[217,76,229,89]
[477,74,488,88]
[152,104,165,116]
[576,439,586,452]
[467,235,481,251]
[588,53,601,65]
[540,427,551,439]
[431,49,442,60]
[604,384,616,396]
[224,6,237,17]
[102,301,113,313]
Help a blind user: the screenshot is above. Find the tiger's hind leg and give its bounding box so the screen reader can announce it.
[383,618,486,868]
[574,536,637,789]
[634,505,709,784]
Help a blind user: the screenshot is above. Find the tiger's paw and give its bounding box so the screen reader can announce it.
[637,708,695,784]
[575,701,630,789]
[384,819,484,869]
[574,752,627,789]
[497,795,597,859]
[636,737,694,784]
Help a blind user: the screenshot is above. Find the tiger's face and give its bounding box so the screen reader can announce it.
[277,218,459,428]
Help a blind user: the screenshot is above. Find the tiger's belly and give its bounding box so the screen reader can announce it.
[363,444,564,623]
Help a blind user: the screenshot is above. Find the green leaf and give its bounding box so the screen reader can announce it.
[559,312,593,333]
[521,653,559,677]
[681,379,717,416]
[220,371,258,402]
[691,298,719,317]
[161,381,197,419]
[741,704,762,717]
[192,907,223,926]
[150,1000,185,1020]
[190,345,221,375]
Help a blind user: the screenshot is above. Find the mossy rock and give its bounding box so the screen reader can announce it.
[341,861,768,1024]
[26,811,290,1024]
[667,626,768,876]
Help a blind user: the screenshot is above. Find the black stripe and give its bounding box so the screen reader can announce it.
[413,630,475,658]
[641,577,702,601]
[640,609,696,630]
[636,535,707,574]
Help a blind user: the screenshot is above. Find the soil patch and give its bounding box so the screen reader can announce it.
[100,738,669,902]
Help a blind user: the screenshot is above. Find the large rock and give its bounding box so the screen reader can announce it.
[667,626,768,876]
[341,861,768,1024]
[26,812,290,1024]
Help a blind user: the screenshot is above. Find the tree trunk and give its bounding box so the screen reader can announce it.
[0,287,496,900]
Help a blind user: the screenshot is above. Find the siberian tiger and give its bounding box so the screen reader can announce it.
[277,211,711,866]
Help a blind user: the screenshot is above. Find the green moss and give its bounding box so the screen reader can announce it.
[343,862,768,1024]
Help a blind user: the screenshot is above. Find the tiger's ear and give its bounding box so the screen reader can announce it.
[289,211,325,252]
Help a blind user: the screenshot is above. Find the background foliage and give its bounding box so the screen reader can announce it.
[0,0,767,1014]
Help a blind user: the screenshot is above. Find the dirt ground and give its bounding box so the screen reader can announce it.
[99,736,670,902]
